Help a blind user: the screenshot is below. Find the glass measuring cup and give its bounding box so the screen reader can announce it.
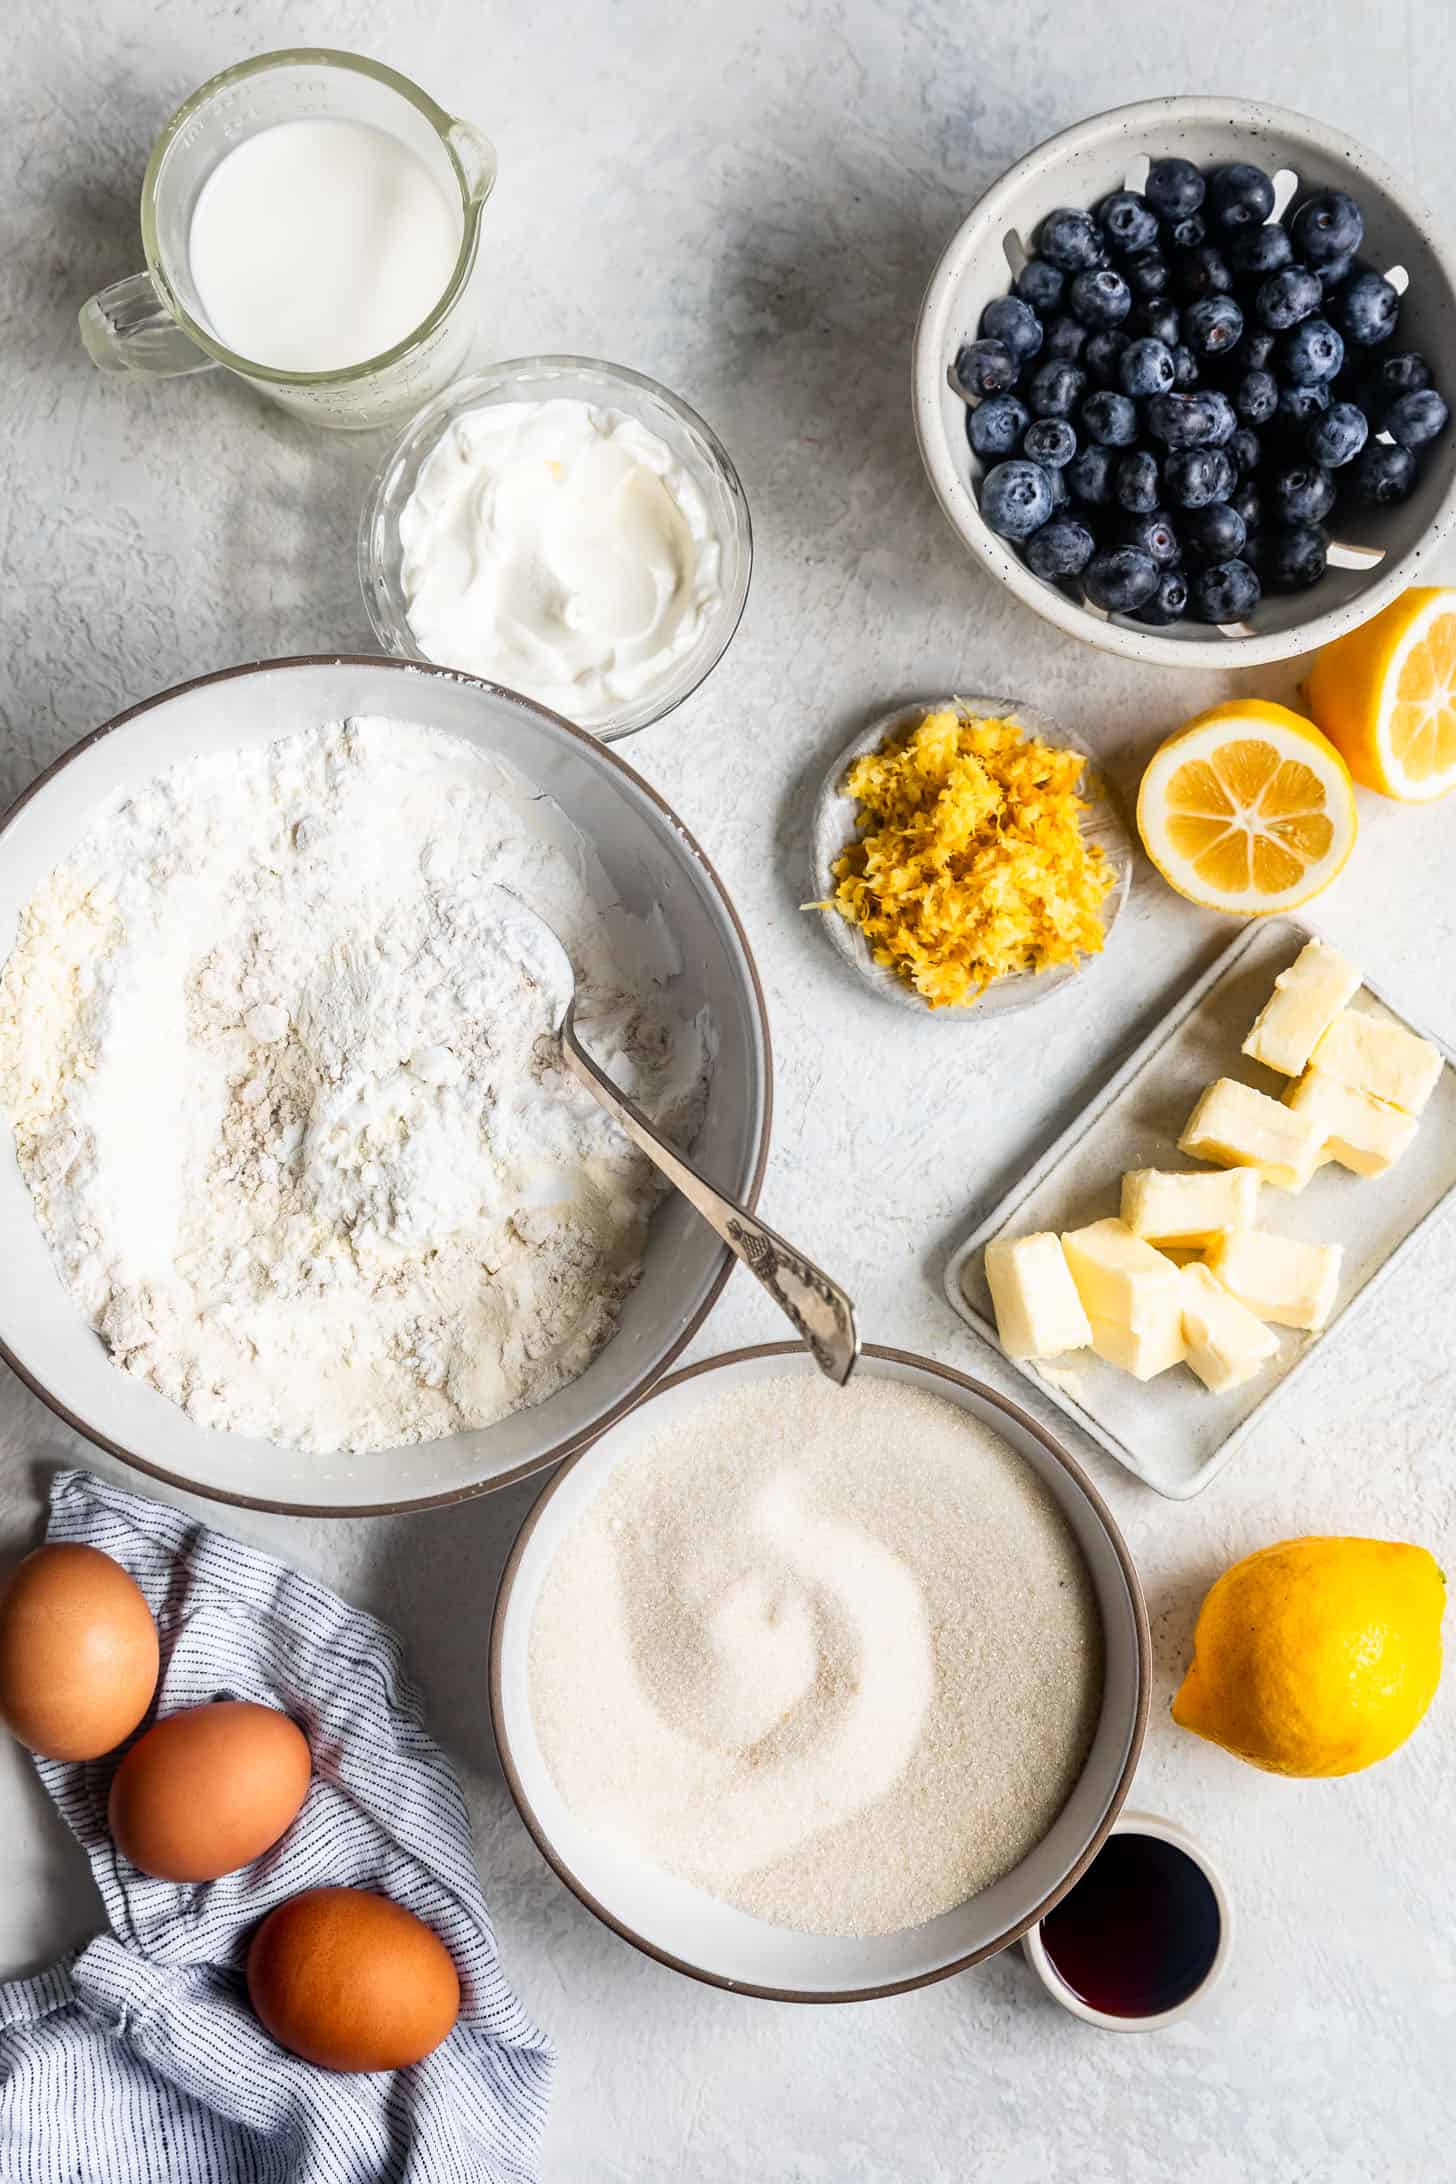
[79,49,496,431]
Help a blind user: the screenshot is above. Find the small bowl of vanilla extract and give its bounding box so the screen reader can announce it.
[1023,1812,1231,2030]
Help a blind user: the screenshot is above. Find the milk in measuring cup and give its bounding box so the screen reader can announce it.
[187,118,462,374]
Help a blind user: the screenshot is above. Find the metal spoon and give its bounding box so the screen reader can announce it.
[492,887,859,1385]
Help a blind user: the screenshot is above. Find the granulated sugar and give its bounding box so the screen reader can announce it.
[528,1372,1104,1938]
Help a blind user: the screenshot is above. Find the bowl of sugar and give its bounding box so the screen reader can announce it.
[491,1342,1149,2000]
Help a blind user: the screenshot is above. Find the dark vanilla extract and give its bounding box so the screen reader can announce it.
[1039,1831,1222,2018]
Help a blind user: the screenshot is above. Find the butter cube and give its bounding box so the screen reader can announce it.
[1061,1218,1183,1332]
[1179,1078,1322,1193]
[1309,1008,1442,1117]
[1208,1228,1342,1331]
[984,1234,1092,1359]
[1179,1264,1280,1393]
[1121,1167,1259,1248]
[1284,1068,1418,1177]
[1241,940,1361,1077]
[1087,1310,1187,1381]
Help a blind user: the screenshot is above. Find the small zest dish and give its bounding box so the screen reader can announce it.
[809,696,1131,1018]
[490,1342,1149,2003]
[360,355,753,742]
[913,97,1456,667]
[0,656,772,1516]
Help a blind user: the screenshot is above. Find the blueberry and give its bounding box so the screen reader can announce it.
[1134,298,1182,348]
[1145,158,1205,222]
[1256,266,1322,332]
[1307,401,1369,469]
[1164,447,1223,508]
[1279,318,1344,385]
[1266,522,1329,592]
[1097,190,1160,257]
[1043,463,1071,514]
[1230,478,1263,530]
[1316,251,1357,295]
[1027,360,1088,418]
[1386,388,1449,450]
[1241,528,1267,573]
[1039,208,1106,272]
[1178,497,1248,559]
[1232,327,1277,373]
[1044,314,1090,363]
[1228,428,1263,476]
[1235,368,1279,425]
[1230,223,1293,278]
[967,392,1031,462]
[1135,566,1192,625]
[1119,509,1181,566]
[980,294,1044,364]
[1200,391,1238,446]
[979,459,1056,538]
[1069,267,1132,329]
[1206,449,1238,501]
[1025,517,1096,579]
[1080,390,1140,446]
[1333,269,1399,349]
[1370,351,1431,405]
[1166,213,1207,252]
[1116,448,1162,513]
[1290,190,1364,267]
[1125,249,1172,302]
[1083,330,1130,386]
[1192,558,1262,621]
[1175,245,1233,300]
[1170,343,1200,389]
[1207,163,1276,233]
[1184,294,1244,358]
[1276,380,1331,434]
[1023,417,1078,467]
[953,339,1018,400]
[1146,391,1218,449]
[1271,463,1336,526]
[1353,441,1418,505]
[1067,442,1117,506]
[1014,257,1066,314]
[1119,337,1177,399]
[1083,546,1161,613]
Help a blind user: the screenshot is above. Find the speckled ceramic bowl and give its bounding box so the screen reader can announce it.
[809,696,1132,1019]
[491,1343,1150,2003]
[913,98,1456,666]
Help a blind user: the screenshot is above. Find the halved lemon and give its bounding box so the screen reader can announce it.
[1304,587,1456,802]
[1137,700,1357,917]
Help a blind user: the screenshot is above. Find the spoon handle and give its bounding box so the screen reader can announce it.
[559,1005,859,1385]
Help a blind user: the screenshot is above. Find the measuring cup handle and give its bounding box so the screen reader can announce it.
[79,270,215,379]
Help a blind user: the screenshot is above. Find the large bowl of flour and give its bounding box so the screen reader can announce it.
[0,657,770,1512]
[492,1344,1149,2001]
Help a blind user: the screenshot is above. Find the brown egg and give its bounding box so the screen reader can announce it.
[108,1699,311,1881]
[247,1887,461,2071]
[0,1543,159,1761]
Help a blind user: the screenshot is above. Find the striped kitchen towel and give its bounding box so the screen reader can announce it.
[0,1468,555,2183]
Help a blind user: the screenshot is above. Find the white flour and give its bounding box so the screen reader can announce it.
[0,717,707,1454]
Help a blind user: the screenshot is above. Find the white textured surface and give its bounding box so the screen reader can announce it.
[2,4,1454,2177]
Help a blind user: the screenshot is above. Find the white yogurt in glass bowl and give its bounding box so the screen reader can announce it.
[362,359,752,741]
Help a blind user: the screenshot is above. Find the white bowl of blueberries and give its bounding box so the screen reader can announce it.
[913,97,1456,663]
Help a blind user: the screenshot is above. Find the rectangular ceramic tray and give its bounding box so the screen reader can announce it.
[944,917,1456,1500]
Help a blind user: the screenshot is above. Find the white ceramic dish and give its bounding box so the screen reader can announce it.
[808,695,1132,1018]
[913,97,1456,667]
[359,356,753,742]
[944,917,1456,1499]
[0,656,773,1515]
[490,1342,1149,2002]
[1022,1810,1232,2031]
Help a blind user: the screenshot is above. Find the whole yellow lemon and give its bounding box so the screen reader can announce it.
[1172,1537,1445,1777]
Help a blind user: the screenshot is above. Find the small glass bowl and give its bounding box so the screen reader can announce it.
[808,696,1133,1020]
[358,354,753,742]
